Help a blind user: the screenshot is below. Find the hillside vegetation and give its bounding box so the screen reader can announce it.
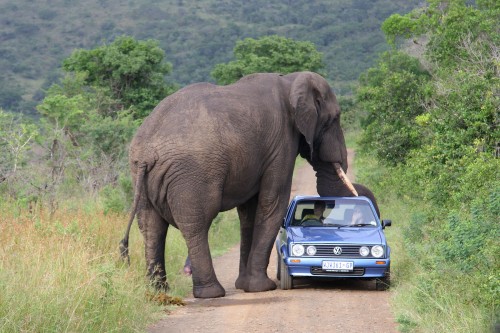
[354,0,499,331]
[0,0,418,112]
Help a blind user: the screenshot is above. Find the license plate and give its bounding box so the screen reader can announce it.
[322,261,354,272]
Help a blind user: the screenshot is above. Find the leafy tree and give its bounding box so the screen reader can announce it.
[0,109,38,178]
[357,1,500,331]
[62,36,177,119]
[32,69,137,210]
[211,35,324,85]
[377,0,499,183]
[361,0,499,169]
[382,0,500,69]
[37,73,138,158]
[356,51,431,165]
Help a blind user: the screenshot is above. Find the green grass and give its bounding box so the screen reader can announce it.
[0,198,240,332]
[344,127,361,150]
[386,199,497,333]
[353,151,499,333]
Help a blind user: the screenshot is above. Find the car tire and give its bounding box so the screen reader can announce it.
[376,266,391,291]
[280,258,293,290]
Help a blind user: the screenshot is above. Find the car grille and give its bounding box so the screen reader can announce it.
[312,245,370,258]
[311,267,365,276]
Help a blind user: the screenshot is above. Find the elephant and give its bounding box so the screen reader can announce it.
[119,71,358,298]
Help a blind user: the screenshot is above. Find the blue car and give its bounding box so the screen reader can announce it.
[276,195,392,290]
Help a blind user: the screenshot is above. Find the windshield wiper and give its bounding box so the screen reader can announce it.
[324,223,350,228]
[349,223,374,227]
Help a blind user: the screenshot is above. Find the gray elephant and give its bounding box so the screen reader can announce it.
[120,71,357,298]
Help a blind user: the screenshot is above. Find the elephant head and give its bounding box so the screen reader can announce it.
[286,72,357,196]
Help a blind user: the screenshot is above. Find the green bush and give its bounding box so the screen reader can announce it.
[354,138,499,332]
[356,51,430,165]
[101,182,128,215]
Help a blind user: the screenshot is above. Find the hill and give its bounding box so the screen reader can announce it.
[0,0,419,113]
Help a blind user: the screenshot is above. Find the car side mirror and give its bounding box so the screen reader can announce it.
[382,219,392,229]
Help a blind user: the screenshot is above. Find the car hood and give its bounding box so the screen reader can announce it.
[288,227,383,244]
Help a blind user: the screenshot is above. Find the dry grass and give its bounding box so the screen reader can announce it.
[0,198,239,332]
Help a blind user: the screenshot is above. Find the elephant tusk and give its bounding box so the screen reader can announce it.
[333,163,358,196]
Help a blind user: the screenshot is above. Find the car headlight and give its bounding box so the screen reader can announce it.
[306,245,317,256]
[292,244,305,256]
[359,246,370,257]
[371,245,384,258]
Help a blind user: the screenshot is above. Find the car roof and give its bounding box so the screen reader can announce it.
[291,195,373,204]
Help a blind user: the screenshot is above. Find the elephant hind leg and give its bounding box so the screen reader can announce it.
[235,193,280,293]
[172,204,225,298]
[184,228,226,298]
[235,194,258,290]
[140,206,169,290]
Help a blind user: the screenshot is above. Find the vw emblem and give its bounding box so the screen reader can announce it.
[333,246,342,255]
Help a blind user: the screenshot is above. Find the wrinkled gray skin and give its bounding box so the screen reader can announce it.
[121,72,355,298]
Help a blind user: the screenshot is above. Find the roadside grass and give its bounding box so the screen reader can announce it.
[344,127,361,150]
[0,198,240,332]
[387,199,496,333]
[393,271,495,333]
[354,151,499,333]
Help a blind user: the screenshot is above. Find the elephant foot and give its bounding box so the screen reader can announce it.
[193,281,226,298]
[148,265,169,291]
[151,279,169,292]
[243,276,276,292]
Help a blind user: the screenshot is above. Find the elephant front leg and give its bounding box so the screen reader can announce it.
[244,238,278,293]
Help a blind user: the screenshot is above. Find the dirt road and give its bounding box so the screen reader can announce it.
[149,151,398,333]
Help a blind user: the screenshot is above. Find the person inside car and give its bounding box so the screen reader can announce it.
[301,200,326,224]
[350,206,365,225]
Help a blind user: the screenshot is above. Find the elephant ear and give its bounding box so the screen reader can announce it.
[289,72,319,157]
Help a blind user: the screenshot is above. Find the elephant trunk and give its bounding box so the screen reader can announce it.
[314,161,357,197]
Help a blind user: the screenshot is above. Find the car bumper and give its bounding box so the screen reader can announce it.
[285,257,390,278]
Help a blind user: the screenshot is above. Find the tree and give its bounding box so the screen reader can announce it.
[357,2,500,330]
[211,35,324,85]
[361,0,499,168]
[37,72,138,159]
[382,0,500,69]
[0,109,38,179]
[356,51,431,165]
[33,66,138,209]
[62,36,177,119]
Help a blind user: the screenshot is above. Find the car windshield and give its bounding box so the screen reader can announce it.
[291,199,378,227]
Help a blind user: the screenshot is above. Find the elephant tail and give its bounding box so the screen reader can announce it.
[119,163,147,265]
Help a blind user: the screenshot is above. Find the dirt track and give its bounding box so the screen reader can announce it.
[149,150,398,333]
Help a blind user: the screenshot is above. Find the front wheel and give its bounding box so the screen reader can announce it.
[279,258,293,290]
[376,266,391,291]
